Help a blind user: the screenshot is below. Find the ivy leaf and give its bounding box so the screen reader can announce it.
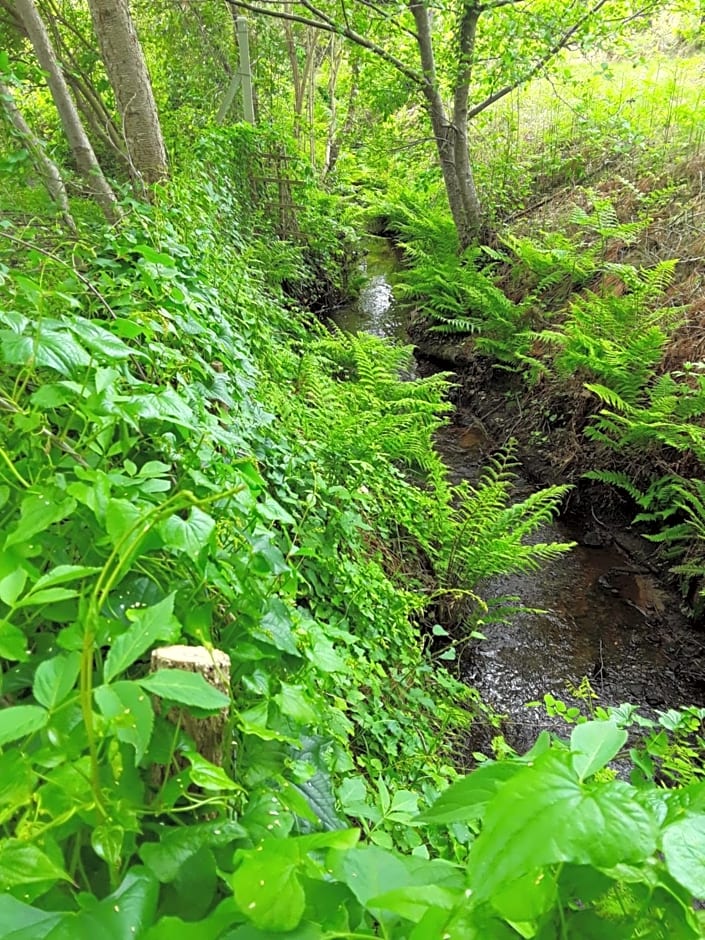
[663,815,705,898]
[0,705,48,746]
[94,681,154,764]
[0,840,70,889]
[570,720,627,781]
[33,653,80,710]
[466,751,658,901]
[159,507,215,556]
[138,669,229,711]
[140,819,246,882]
[104,594,179,682]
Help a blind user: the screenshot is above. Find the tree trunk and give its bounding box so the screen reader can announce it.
[14,0,120,223]
[409,0,482,250]
[0,76,76,231]
[86,0,168,190]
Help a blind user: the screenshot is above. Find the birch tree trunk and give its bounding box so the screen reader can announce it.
[86,0,168,190]
[0,76,76,231]
[14,0,120,223]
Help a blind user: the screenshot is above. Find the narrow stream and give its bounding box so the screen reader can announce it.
[331,239,705,747]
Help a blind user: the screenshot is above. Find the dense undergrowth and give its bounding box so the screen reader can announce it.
[4,110,705,935]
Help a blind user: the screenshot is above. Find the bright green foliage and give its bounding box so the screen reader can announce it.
[7,719,705,936]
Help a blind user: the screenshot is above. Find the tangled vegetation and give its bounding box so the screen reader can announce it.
[2,0,705,936]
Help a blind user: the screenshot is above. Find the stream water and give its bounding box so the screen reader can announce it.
[331,239,705,749]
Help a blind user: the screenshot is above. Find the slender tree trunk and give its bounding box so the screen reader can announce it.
[0,76,76,231]
[14,0,120,222]
[408,0,487,248]
[323,54,359,179]
[86,0,168,189]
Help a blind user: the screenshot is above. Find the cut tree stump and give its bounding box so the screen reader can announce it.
[151,645,231,767]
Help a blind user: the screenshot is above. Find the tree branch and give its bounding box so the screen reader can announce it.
[224,0,425,86]
[467,0,611,121]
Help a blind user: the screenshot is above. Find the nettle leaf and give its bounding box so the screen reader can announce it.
[570,720,627,781]
[104,594,179,682]
[4,494,76,549]
[0,705,48,746]
[417,761,521,825]
[94,681,154,764]
[160,506,215,556]
[16,587,79,608]
[33,653,80,710]
[0,840,70,889]
[69,318,134,361]
[663,814,705,898]
[138,669,230,711]
[467,751,658,901]
[140,819,246,882]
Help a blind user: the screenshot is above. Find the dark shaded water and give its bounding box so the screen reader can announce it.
[331,241,705,744]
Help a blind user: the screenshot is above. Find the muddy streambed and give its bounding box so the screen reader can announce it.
[330,239,705,748]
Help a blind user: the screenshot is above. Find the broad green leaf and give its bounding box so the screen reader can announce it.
[330,845,421,907]
[32,565,100,592]
[16,586,78,608]
[0,705,48,746]
[160,506,215,556]
[140,819,246,882]
[44,868,159,940]
[144,898,240,940]
[0,840,69,889]
[94,680,154,764]
[0,896,63,939]
[91,824,124,869]
[138,669,230,711]
[187,753,239,791]
[230,840,305,932]
[5,494,76,549]
[571,720,627,781]
[467,751,657,901]
[367,885,459,922]
[0,619,29,660]
[275,682,319,724]
[33,653,80,709]
[69,317,134,360]
[104,594,179,682]
[663,815,705,898]
[0,326,90,376]
[417,761,520,824]
[0,567,26,605]
[251,597,299,656]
